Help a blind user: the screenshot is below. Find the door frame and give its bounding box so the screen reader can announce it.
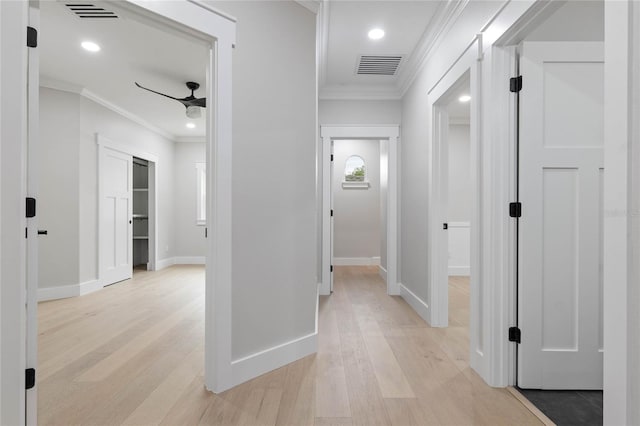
[320,125,400,296]
[2,2,236,424]
[430,70,474,330]
[97,134,158,282]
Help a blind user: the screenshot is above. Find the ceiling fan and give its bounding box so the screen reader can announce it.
[134,81,206,118]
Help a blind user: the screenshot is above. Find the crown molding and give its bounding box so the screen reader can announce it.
[318,0,330,88]
[318,0,469,101]
[294,0,321,14]
[320,84,402,101]
[397,0,470,96]
[40,75,83,94]
[81,89,176,141]
[41,75,182,142]
[174,136,207,143]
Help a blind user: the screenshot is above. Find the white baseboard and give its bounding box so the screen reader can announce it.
[378,265,387,281]
[38,279,102,302]
[231,331,318,387]
[157,256,206,270]
[174,256,206,265]
[399,283,430,324]
[156,258,175,270]
[448,266,470,276]
[333,256,380,266]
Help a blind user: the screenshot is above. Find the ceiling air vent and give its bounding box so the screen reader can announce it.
[65,3,118,19]
[356,55,403,76]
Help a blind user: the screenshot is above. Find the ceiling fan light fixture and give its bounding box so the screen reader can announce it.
[186,106,201,119]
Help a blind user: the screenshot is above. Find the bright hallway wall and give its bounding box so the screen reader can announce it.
[38,86,201,294]
[174,142,206,260]
[448,123,471,276]
[332,139,381,262]
[210,1,318,362]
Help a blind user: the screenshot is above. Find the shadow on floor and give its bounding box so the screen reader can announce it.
[517,387,603,426]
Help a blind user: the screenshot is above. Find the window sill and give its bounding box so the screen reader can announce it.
[342,181,370,189]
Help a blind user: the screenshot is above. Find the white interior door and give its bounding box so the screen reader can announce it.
[330,141,334,293]
[518,41,604,389]
[100,147,133,286]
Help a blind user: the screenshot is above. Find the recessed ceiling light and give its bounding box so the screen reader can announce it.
[368,28,385,40]
[186,122,196,129]
[459,95,471,103]
[81,41,101,52]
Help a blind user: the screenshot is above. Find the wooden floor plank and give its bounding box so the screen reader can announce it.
[38,265,541,425]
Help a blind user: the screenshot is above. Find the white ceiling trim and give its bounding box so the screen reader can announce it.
[294,0,321,14]
[81,89,176,141]
[320,84,402,101]
[318,0,330,88]
[174,136,206,143]
[40,75,84,95]
[41,75,177,141]
[397,0,470,96]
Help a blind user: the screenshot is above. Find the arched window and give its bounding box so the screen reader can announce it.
[344,155,365,182]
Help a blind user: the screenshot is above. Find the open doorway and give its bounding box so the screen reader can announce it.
[34,1,214,423]
[443,77,472,333]
[500,1,605,423]
[320,126,399,297]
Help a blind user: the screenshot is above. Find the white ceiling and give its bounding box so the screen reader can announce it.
[40,1,208,140]
[320,0,445,99]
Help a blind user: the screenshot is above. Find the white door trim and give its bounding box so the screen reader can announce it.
[96,134,158,275]
[320,125,400,296]
[117,0,236,394]
[427,41,480,339]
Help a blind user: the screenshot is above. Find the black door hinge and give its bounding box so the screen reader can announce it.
[443,223,448,230]
[510,76,522,93]
[205,228,208,238]
[330,265,333,272]
[509,202,522,218]
[330,154,334,161]
[26,368,35,390]
[331,209,333,217]
[27,27,37,48]
[26,197,36,218]
[508,327,521,344]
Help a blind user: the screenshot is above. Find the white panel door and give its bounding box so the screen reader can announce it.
[518,42,604,389]
[100,148,133,286]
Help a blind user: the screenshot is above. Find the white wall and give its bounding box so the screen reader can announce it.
[333,139,380,262]
[38,87,178,292]
[210,1,318,361]
[174,142,206,259]
[448,123,471,276]
[319,99,402,124]
[38,88,80,289]
[448,124,471,222]
[380,139,389,271]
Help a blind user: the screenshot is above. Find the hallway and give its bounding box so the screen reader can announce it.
[38,265,539,425]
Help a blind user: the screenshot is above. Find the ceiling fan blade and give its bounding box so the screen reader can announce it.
[134,82,181,102]
[182,97,206,108]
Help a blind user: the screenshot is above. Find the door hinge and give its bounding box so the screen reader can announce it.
[331,209,333,217]
[205,228,208,238]
[508,327,521,344]
[509,202,522,218]
[25,368,35,390]
[27,26,37,48]
[330,154,334,162]
[510,76,522,93]
[443,223,448,230]
[26,197,36,218]
[330,265,333,273]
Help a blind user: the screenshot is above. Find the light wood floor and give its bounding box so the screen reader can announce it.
[38,265,540,425]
